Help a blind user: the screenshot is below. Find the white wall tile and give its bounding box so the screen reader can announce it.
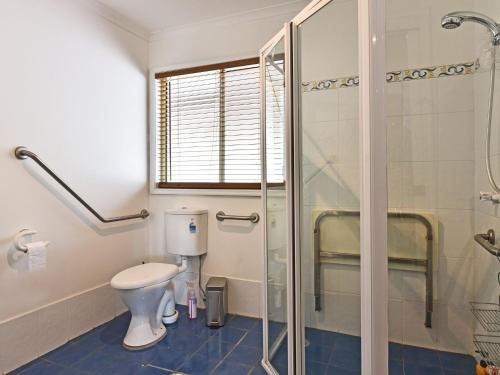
[438,161,474,210]
[302,89,339,123]
[403,301,439,349]
[337,120,359,163]
[437,75,474,113]
[338,87,359,120]
[387,82,403,116]
[438,112,475,161]
[436,303,473,354]
[322,264,360,294]
[438,209,474,259]
[0,311,42,373]
[438,258,474,305]
[388,163,403,208]
[37,301,70,359]
[302,120,339,168]
[226,278,261,318]
[389,299,404,342]
[402,79,438,115]
[303,164,339,207]
[335,163,360,209]
[401,161,438,209]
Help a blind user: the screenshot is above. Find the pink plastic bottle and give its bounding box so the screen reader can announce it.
[187,282,197,320]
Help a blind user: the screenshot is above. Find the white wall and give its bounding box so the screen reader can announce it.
[147,3,308,318]
[0,0,149,371]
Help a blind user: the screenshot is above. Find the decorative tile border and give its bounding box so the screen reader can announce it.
[302,61,478,92]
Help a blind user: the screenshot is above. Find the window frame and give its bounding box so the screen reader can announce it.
[149,56,263,196]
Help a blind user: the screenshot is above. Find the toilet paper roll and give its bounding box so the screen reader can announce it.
[26,241,49,271]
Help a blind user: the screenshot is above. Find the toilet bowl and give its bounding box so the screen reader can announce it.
[111,262,180,350]
[111,207,208,350]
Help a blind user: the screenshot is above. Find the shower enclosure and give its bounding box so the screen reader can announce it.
[261,0,500,374]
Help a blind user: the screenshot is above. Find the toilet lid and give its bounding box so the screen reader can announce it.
[111,263,178,290]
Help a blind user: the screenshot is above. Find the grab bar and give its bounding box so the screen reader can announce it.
[474,229,499,256]
[313,209,434,328]
[216,211,260,223]
[14,146,150,223]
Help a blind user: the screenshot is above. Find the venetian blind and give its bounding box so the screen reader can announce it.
[155,58,261,188]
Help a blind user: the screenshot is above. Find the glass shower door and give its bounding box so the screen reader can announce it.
[293,0,362,373]
[261,32,289,374]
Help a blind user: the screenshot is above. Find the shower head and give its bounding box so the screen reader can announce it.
[441,11,500,45]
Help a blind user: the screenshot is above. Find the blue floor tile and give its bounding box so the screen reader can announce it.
[389,360,403,375]
[250,364,268,375]
[333,334,361,352]
[177,353,219,375]
[210,326,247,344]
[271,358,288,374]
[226,315,259,330]
[135,365,173,374]
[43,342,94,366]
[306,327,337,348]
[98,313,131,342]
[195,337,235,361]
[241,330,263,348]
[159,329,207,353]
[403,346,441,367]
[73,351,141,375]
[66,328,107,351]
[325,366,361,375]
[252,320,263,332]
[305,344,333,364]
[212,360,253,375]
[268,321,286,343]
[170,314,214,340]
[438,351,475,373]
[273,341,288,365]
[8,305,483,375]
[226,344,262,366]
[389,342,403,361]
[149,347,191,371]
[306,360,328,375]
[99,335,158,364]
[329,348,361,371]
[10,360,66,375]
[404,363,444,375]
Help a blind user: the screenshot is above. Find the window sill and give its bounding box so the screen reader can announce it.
[149,187,262,197]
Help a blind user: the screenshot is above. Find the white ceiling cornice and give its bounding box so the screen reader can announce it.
[80,0,150,41]
[149,0,306,42]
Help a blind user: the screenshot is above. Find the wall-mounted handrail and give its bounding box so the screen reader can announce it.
[474,229,500,256]
[14,146,150,223]
[216,211,260,223]
[313,209,434,328]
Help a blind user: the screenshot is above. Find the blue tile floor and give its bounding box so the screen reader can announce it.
[9,306,476,375]
[270,328,476,375]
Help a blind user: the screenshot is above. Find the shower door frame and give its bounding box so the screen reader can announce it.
[260,26,295,375]
[261,0,388,373]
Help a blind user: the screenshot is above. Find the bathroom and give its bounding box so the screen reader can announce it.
[1,0,500,374]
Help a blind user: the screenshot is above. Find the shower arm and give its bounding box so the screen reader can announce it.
[14,146,150,223]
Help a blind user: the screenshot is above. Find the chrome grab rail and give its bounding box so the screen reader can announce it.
[14,146,150,223]
[314,209,434,328]
[474,229,500,256]
[216,211,260,223]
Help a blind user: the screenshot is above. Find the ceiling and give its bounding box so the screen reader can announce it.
[97,0,304,33]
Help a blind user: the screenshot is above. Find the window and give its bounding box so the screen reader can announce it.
[154,58,262,189]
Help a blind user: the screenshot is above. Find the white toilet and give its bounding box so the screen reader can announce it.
[111,208,208,350]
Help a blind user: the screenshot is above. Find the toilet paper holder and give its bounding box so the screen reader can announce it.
[14,229,48,253]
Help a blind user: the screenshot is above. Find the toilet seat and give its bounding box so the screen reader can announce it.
[111,263,178,290]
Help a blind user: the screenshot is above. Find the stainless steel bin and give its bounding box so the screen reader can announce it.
[206,277,228,327]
